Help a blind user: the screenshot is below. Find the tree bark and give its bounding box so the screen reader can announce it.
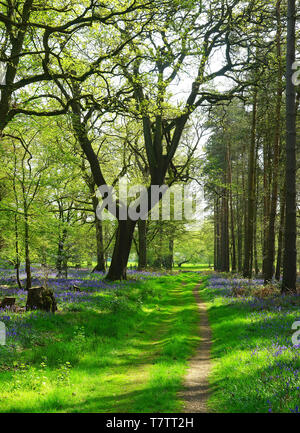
[275,184,285,281]
[282,0,297,293]
[56,228,67,277]
[254,152,259,276]
[93,217,106,272]
[91,193,106,273]
[14,214,22,289]
[227,140,236,272]
[105,220,136,280]
[137,219,147,270]
[220,186,230,272]
[243,88,258,278]
[24,207,31,290]
[262,129,271,276]
[264,0,283,283]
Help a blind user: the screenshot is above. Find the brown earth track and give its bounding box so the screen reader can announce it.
[180,282,212,413]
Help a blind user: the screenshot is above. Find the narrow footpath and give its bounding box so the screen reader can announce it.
[180,282,212,413]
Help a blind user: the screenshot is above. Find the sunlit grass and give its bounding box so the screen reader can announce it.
[0,273,202,413]
[201,275,300,413]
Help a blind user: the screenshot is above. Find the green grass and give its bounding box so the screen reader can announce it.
[174,264,212,272]
[0,273,202,413]
[200,275,300,413]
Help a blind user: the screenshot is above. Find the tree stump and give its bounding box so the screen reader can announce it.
[69,285,81,292]
[26,287,57,313]
[0,297,16,309]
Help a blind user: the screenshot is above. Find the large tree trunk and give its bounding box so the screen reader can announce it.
[105,220,136,280]
[137,219,147,270]
[264,0,283,283]
[282,0,297,293]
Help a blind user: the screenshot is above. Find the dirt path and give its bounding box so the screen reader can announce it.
[180,282,212,413]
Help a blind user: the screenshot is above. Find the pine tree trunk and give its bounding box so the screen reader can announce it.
[254,170,259,275]
[264,0,283,283]
[220,186,230,272]
[214,198,218,271]
[282,0,297,293]
[227,141,236,272]
[243,89,258,278]
[214,196,222,271]
[262,132,271,276]
[275,184,285,281]
[237,162,244,273]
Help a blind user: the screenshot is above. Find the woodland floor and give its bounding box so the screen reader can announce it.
[1,268,300,413]
[0,270,202,412]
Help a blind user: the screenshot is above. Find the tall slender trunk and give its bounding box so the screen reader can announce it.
[227,141,236,272]
[254,151,259,276]
[14,214,22,289]
[214,198,218,271]
[243,88,258,278]
[12,144,22,289]
[214,196,221,271]
[166,239,174,270]
[57,228,67,277]
[24,206,31,290]
[237,159,245,273]
[237,198,243,272]
[220,186,230,272]
[264,0,283,283]
[262,131,271,276]
[282,0,297,292]
[275,183,285,281]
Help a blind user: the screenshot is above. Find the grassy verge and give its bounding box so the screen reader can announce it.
[200,274,300,413]
[0,273,201,413]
